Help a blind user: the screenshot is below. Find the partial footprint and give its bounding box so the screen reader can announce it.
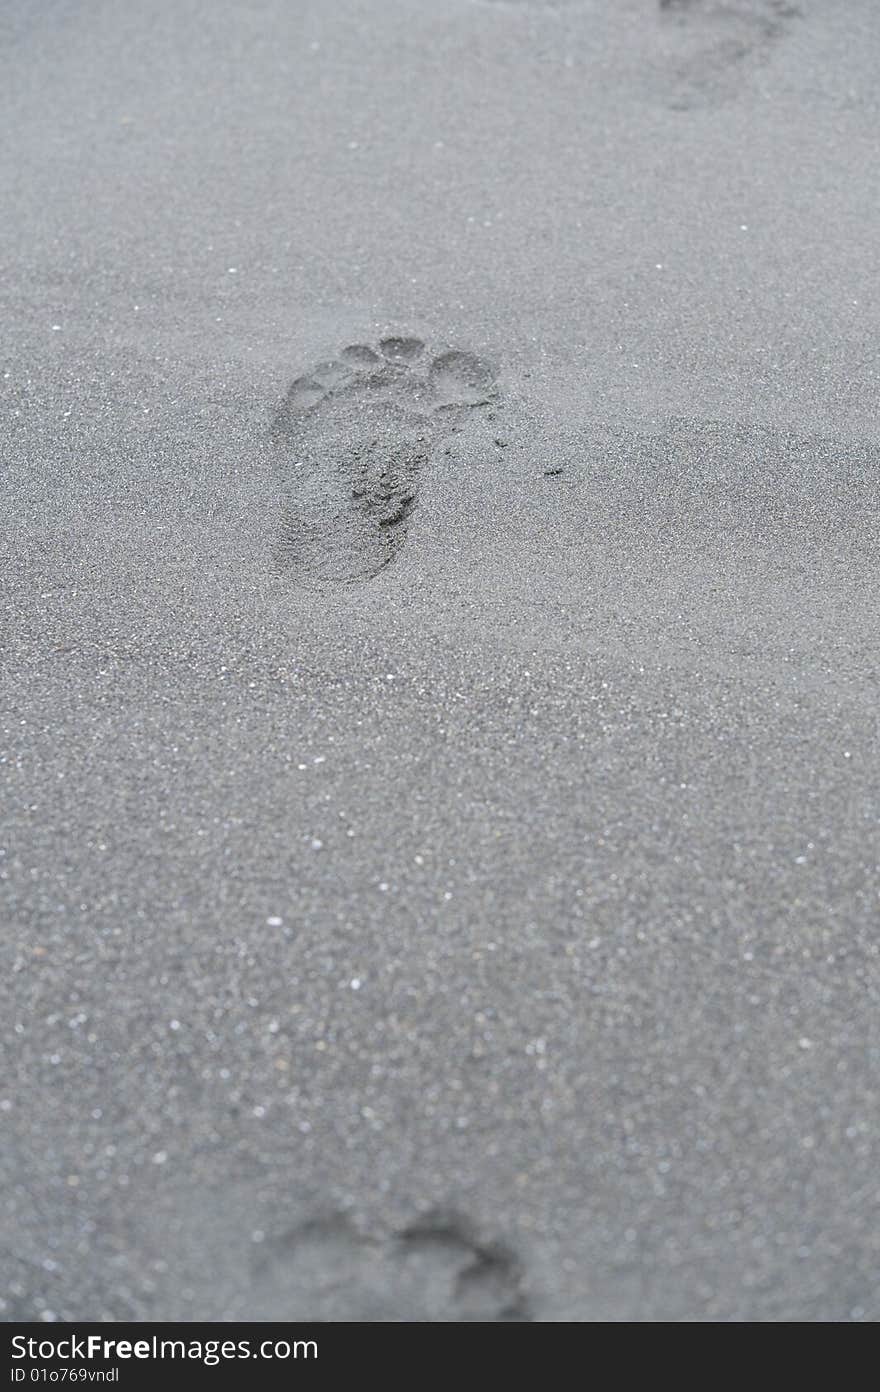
[657,0,798,110]
[246,1209,530,1321]
[396,1211,530,1321]
[271,338,498,585]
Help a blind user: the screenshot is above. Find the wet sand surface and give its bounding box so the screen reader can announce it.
[2,0,879,1319]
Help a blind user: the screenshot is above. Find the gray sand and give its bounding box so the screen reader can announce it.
[2,0,879,1320]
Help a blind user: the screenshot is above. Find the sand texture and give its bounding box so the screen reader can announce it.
[2,0,879,1321]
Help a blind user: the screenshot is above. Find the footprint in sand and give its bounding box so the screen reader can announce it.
[271,337,498,585]
[245,1209,531,1321]
[658,0,799,110]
